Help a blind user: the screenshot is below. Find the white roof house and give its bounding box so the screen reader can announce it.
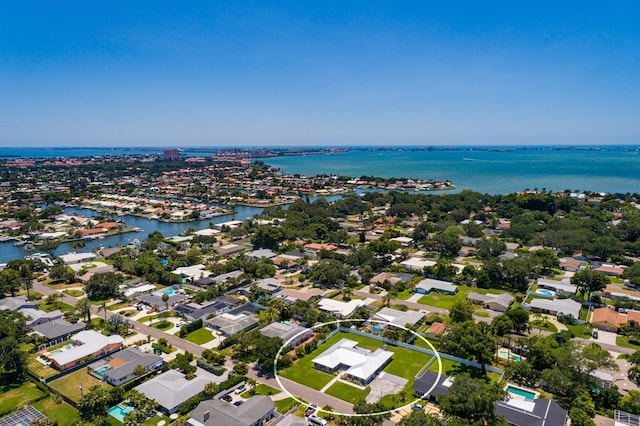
[528,298,582,319]
[49,330,123,367]
[193,228,220,236]
[318,299,366,318]
[123,283,157,298]
[400,258,436,271]
[313,338,393,384]
[171,264,212,281]
[59,252,97,265]
[371,307,425,328]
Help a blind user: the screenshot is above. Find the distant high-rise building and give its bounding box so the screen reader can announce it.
[163,149,180,161]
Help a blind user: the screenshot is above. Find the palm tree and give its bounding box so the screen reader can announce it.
[341,286,353,302]
[161,293,170,312]
[75,298,92,323]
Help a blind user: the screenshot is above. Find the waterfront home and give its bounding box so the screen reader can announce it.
[216,243,246,257]
[467,292,514,312]
[48,330,124,370]
[59,252,97,265]
[312,338,393,385]
[187,395,275,426]
[213,220,243,231]
[415,278,458,295]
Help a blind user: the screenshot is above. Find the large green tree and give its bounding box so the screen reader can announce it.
[439,374,507,426]
[85,272,123,300]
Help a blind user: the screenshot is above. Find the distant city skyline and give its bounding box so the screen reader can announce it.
[1,2,639,147]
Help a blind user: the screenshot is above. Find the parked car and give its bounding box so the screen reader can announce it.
[221,394,232,402]
[233,401,243,406]
[411,403,425,411]
[147,308,156,314]
[234,383,246,394]
[592,330,599,339]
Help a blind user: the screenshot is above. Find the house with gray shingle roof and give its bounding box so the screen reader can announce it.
[187,395,275,426]
[467,292,514,312]
[32,319,86,341]
[135,369,212,414]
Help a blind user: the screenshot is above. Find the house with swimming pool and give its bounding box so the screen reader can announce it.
[48,330,124,371]
[369,307,425,331]
[415,278,458,295]
[413,372,568,426]
[89,347,163,386]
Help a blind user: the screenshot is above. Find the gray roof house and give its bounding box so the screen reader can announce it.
[467,292,514,312]
[135,369,212,414]
[90,347,163,386]
[186,396,275,426]
[371,307,425,328]
[206,304,260,336]
[20,308,63,327]
[0,295,38,311]
[32,319,86,340]
[174,297,237,322]
[259,322,312,348]
[528,297,582,319]
[245,249,277,260]
[239,278,282,296]
[415,278,458,295]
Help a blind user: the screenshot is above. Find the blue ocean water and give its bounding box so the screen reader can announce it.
[1,146,639,195]
[260,148,640,194]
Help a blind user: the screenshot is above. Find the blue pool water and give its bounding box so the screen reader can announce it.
[50,349,63,355]
[372,326,384,333]
[537,289,554,296]
[163,288,175,295]
[94,365,110,377]
[506,385,536,401]
[107,404,134,422]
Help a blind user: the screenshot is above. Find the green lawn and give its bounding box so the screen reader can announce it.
[137,313,163,323]
[241,383,280,398]
[426,357,497,382]
[27,356,59,379]
[152,320,174,330]
[325,381,370,404]
[50,368,111,402]
[183,328,215,344]
[63,289,85,297]
[566,323,590,338]
[417,285,505,310]
[275,397,297,414]
[0,381,47,417]
[33,396,80,426]
[529,320,558,333]
[107,300,132,311]
[280,331,432,393]
[141,415,171,426]
[475,310,489,318]
[39,301,74,313]
[617,336,640,351]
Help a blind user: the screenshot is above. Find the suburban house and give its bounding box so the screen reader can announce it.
[317,298,367,319]
[424,322,447,339]
[312,338,393,385]
[275,287,324,304]
[206,304,260,336]
[32,319,86,341]
[187,395,275,426]
[195,270,243,287]
[174,297,237,322]
[172,264,212,281]
[213,220,243,231]
[467,292,514,312]
[245,248,277,260]
[271,254,300,270]
[603,284,640,302]
[303,243,337,256]
[20,308,63,327]
[89,347,163,386]
[370,307,425,330]
[259,322,312,349]
[48,330,124,370]
[216,244,246,257]
[413,372,567,426]
[370,272,414,287]
[591,307,640,331]
[59,252,97,265]
[136,292,188,312]
[390,236,413,247]
[536,279,578,296]
[559,257,581,272]
[135,369,213,414]
[400,257,436,272]
[239,278,282,296]
[527,298,582,319]
[415,278,458,295]
[594,264,625,277]
[0,295,38,311]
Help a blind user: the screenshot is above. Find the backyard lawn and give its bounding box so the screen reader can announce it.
[426,357,500,383]
[27,356,59,379]
[241,383,280,398]
[275,397,297,414]
[151,320,174,331]
[182,328,215,345]
[529,320,558,333]
[325,381,370,404]
[0,381,47,417]
[63,289,85,297]
[50,368,111,402]
[33,397,80,426]
[417,285,505,310]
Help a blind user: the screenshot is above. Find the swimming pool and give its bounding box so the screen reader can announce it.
[536,289,555,297]
[498,349,523,362]
[94,365,110,377]
[50,349,63,355]
[506,385,537,401]
[107,404,134,422]
[163,288,175,295]
[372,326,384,333]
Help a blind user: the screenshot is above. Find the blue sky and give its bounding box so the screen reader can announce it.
[1,1,639,147]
